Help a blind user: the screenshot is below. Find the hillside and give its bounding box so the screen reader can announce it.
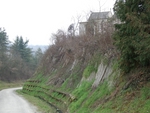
[22,29,150,113]
[22,1,150,112]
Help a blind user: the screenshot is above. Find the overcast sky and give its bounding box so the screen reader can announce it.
[0,0,116,45]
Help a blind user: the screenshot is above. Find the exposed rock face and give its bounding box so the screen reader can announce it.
[80,59,113,88]
[92,61,112,87]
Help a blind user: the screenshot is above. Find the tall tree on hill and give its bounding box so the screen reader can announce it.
[0,28,10,81]
[0,28,9,61]
[11,36,32,63]
[9,36,34,80]
[113,0,150,73]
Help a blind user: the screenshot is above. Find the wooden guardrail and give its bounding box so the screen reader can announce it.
[23,79,77,113]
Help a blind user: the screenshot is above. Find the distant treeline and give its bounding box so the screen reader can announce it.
[0,28,43,81]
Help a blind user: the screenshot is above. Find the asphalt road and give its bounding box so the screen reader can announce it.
[0,87,40,113]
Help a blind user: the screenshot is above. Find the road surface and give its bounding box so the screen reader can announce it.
[0,87,40,113]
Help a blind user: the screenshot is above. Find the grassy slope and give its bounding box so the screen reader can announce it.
[22,55,150,113]
[68,78,150,113]
[22,73,150,113]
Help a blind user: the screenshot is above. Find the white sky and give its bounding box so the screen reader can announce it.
[0,0,116,45]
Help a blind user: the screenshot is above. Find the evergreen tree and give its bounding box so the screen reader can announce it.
[0,28,12,81]
[9,36,35,80]
[11,36,32,63]
[0,28,9,60]
[113,0,150,72]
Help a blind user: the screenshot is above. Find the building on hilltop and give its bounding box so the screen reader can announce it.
[79,11,113,36]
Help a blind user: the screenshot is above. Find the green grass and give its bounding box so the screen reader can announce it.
[139,99,150,113]
[92,82,150,113]
[0,81,23,90]
[83,54,102,78]
[67,77,150,113]
[83,65,97,78]
[69,81,93,113]
[141,86,150,100]
[17,90,56,113]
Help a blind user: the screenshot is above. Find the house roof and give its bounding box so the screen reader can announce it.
[88,11,111,21]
